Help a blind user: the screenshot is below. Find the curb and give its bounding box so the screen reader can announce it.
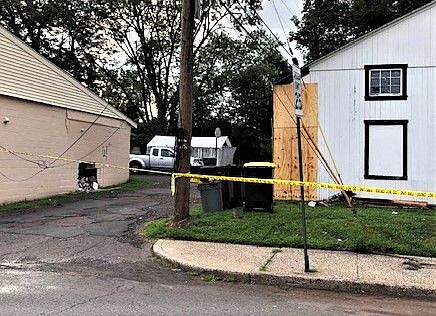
[152,242,436,300]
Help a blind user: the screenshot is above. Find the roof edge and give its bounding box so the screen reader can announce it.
[305,1,436,70]
[0,26,137,128]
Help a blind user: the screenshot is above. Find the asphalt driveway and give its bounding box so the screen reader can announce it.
[0,175,434,315]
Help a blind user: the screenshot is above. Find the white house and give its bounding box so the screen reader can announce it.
[303,1,436,203]
[143,135,236,166]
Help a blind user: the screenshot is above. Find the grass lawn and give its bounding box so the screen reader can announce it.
[144,201,436,257]
[0,177,149,213]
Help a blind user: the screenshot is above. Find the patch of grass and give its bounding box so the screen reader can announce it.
[259,265,269,272]
[272,248,282,254]
[143,201,436,257]
[201,273,219,283]
[0,177,149,213]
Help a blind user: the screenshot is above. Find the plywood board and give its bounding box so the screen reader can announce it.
[273,83,318,200]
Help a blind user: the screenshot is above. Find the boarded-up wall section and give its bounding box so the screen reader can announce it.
[273,83,318,200]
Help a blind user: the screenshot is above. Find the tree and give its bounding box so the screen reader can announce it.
[193,31,291,161]
[102,0,264,143]
[291,0,433,62]
[0,0,110,90]
[0,0,284,159]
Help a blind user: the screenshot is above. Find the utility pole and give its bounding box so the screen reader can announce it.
[174,0,195,221]
[293,61,310,272]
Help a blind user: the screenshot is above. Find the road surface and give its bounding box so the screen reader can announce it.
[0,175,434,315]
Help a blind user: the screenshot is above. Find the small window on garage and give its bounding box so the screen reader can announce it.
[364,64,407,101]
[364,120,408,180]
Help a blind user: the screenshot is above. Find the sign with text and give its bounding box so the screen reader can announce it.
[293,65,303,117]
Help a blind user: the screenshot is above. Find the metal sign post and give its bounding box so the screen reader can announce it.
[293,64,310,272]
[215,127,221,166]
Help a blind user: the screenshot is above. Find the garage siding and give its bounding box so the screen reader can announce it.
[0,27,131,124]
[0,95,130,204]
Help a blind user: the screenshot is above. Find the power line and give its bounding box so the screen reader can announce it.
[0,121,122,183]
[278,0,299,16]
[0,168,46,182]
[52,124,122,169]
[219,0,338,183]
[270,0,294,55]
[47,104,111,167]
[233,0,295,59]
[0,145,50,169]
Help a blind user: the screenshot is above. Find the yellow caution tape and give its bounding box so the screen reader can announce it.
[1,146,435,199]
[171,173,436,199]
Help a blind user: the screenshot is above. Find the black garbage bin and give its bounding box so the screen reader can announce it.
[199,166,243,209]
[243,162,274,212]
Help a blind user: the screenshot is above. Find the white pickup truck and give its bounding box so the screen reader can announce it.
[129,147,203,171]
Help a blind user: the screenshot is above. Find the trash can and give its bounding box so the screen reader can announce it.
[199,166,243,209]
[243,162,274,212]
[198,181,223,212]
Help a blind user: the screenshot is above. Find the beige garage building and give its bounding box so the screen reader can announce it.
[0,26,137,204]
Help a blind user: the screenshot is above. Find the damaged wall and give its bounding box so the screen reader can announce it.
[0,95,131,204]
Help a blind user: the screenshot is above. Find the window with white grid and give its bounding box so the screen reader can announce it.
[369,69,402,96]
[364,64,407,101]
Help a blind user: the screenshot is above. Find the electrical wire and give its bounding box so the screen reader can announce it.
[233,0,295,59]
[0,168,46,182]
[219,0,337,183]
[51,124,122,169]
[256,0,345,184]
[0,145,50,169]
[278,0,300,16]
[47,104,111,167]
[0,111,119,182]
[270,0,294,54]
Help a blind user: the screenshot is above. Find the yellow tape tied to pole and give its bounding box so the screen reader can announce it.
[1,146,435,199]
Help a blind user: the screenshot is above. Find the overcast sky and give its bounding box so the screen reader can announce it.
[259,0,304,62]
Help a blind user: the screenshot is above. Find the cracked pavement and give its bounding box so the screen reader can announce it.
[0,175,435,315]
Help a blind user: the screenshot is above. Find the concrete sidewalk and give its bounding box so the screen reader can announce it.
[153,239,435,298]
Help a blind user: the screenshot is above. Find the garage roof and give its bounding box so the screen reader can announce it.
[0,26,137,128]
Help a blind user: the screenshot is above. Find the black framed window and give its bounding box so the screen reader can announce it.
[364,64,407,101]
[364,120,408,180]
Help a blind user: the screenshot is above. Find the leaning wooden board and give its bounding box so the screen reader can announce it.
[273,83,318,200]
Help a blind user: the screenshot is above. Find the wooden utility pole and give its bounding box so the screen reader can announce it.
[174,0,194,221]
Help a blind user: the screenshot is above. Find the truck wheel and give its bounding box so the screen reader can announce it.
[129,161,142,173]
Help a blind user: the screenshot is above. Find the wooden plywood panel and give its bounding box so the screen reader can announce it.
[273,83,318,200]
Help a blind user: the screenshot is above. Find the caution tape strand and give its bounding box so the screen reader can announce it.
[1,147,435,199]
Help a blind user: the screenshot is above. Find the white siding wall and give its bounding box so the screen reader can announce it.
[306,4,436,202]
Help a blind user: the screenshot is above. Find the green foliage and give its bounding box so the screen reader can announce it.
[144,202,436,257]
[0,0,111,89]
[292,0,433,62]
[193,31,291,161]
[0,1,285,160]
